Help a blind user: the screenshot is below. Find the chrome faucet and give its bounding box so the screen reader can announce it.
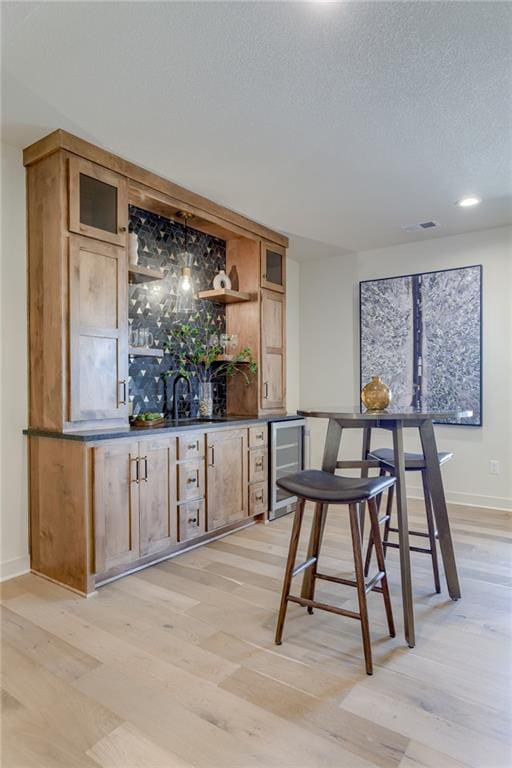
[172,374,191,420]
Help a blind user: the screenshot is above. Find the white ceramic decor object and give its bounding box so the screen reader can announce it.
[213,269,231,290]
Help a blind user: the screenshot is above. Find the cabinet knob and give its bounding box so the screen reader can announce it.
[119,226,127,233]
[188,517,197,524]
[187,476,197,484]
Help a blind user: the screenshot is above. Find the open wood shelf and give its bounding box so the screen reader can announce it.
[196,288,250,304]
[129,265,164,283]
[128,346,164,358]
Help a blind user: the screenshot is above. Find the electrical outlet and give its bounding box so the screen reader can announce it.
[489,460,500,475]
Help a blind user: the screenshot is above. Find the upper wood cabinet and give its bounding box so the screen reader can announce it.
[69,157,128,246]
[260,289,286,411]
[261,241,286,293]
[69,236,128,423]
[206,428,248,531]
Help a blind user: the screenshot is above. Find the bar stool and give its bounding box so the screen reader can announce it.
[275,469,396,675]
[364,448,453,594]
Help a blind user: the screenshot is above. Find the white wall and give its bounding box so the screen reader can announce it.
[297,226,512,510]
[1,142,29,579]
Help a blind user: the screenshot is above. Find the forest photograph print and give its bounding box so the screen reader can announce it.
[359,265,482,426]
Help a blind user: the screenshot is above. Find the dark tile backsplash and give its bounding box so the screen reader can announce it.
[128,205,227,417]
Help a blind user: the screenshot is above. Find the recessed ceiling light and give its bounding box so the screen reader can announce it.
[456,196,482,208]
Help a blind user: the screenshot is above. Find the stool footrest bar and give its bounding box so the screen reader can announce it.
[388,526,431,539]
[287,595,361,621]
[292,556,317,578]
[383,541,432,555]
[364,571,385,594]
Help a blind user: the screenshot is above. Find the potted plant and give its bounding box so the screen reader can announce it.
[164,312,257,417]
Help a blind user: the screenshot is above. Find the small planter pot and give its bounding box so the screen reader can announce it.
[198,382,214,417]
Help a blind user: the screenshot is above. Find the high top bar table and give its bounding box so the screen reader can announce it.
[297,406,472,648]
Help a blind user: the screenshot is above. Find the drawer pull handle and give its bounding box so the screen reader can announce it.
[119,379,127,405]
[187,476,197,484]
[257,433,264,440]
[255,460,264,470]
[131,457,139,484]
[187,442,198,451]
[209,446,215,467]
[142,455,148,482]
[188,517,198,524]
[256,493,263,502]
[263,382,269,399]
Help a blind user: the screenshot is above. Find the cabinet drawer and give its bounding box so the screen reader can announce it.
[249,425,267,448]
[249,482,268,515]
[178,433,204,461]
[178,500,206,542]
[178,460,205,502]
[249,448,267,483]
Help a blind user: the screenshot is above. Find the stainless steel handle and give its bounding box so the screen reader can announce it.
[209,446,215,467]
[141,455,148,482]
[119,379,127,405]
[131,457,139,484]
[263,382,269,399]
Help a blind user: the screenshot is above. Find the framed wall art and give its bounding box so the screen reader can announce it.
[359,265,482,425]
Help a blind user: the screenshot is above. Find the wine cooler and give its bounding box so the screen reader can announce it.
[269,419,308,520]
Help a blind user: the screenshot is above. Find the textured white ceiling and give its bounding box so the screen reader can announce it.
[2,1,511,254]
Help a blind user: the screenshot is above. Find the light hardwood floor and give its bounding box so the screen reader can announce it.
[1,499,511,768]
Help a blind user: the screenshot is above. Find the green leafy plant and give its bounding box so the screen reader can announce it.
[164,313,257,385]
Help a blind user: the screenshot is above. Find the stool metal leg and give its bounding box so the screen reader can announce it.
[421,470,441,594]
[349,502,373,675]
[306,502,325,614]
[275,498,306,645]
[368,497,395,638]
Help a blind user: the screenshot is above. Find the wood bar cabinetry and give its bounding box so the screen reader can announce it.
[28,423,271,595]
[24,130,286,595]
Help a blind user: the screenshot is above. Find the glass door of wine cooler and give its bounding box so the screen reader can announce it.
[269,419,307,520]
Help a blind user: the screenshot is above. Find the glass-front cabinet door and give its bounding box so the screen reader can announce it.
[261,241,286,293]
[69,157,128,246]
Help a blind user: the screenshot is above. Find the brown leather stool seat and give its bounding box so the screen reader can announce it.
[275,470,396,675]
[369,448,453,471]
[277,469,395,504]
[364,448,454,594]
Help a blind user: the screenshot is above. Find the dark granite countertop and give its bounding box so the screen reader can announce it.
[23,413,302,442]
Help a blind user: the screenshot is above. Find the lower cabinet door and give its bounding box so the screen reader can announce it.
[207,429,248,531]
[139,438,178,557]
[94,441,140,573]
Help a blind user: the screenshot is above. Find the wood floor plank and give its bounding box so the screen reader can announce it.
[2,500,510,768]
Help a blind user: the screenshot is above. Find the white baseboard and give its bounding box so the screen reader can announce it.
[0,555,30,582]
[406,485,512,512]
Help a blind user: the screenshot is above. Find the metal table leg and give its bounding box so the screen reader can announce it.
[392,421,415,648]
[419,419,461,600]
